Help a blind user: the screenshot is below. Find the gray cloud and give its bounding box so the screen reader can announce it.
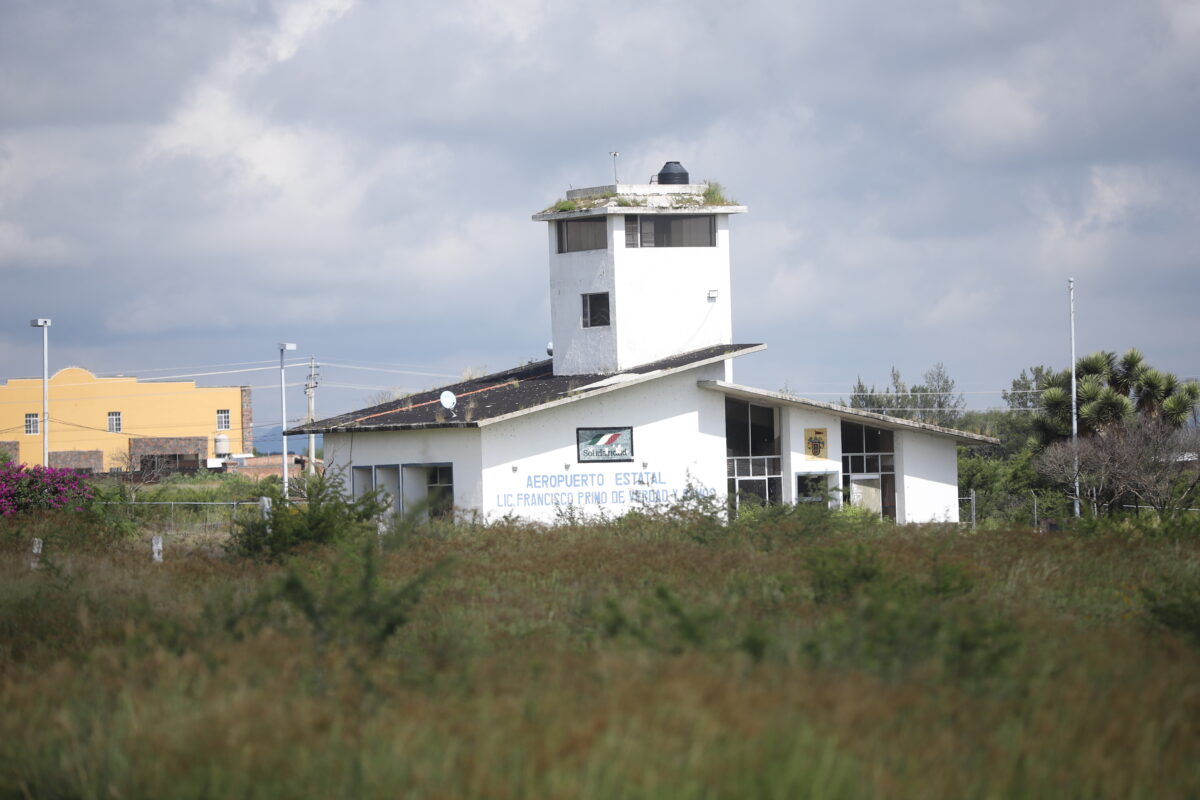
[2,0,1197,423]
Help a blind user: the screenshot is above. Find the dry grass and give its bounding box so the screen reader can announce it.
[1,512,1198,798]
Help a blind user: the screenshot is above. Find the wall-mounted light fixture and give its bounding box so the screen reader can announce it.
[707,290,719,302]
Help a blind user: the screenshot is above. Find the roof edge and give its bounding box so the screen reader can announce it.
[474,344,767,428]
[698,380,1000,444]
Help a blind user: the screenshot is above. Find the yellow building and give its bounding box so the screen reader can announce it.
[0,367,253,473]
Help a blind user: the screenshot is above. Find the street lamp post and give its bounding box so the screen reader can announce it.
[29,319,51,466]
[279,342,297,500]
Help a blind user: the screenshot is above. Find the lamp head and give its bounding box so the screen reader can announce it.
[30,319,51,327]
[278,342,297,351]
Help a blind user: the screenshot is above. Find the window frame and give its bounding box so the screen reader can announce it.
[624,214,716,248]
[24,413,39,435]
[216,409,231,431]
[581,292,611,328]
[556,217,608,254]
[107,411,122,434]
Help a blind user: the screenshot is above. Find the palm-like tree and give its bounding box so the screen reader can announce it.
[1035,348,1198,444]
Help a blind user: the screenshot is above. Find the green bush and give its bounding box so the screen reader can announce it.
[805,541,883,603]
[226,471,387,560]
[1141,576,1200,646]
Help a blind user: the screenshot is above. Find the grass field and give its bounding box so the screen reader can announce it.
[1,506,1198,798]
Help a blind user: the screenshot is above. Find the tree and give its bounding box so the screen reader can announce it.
[846,363,965,426]
[1035,417,1200,518]
[1035,348,1199,443]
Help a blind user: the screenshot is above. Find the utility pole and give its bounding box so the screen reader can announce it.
[1069,278,1080,518]
[278,342,296,499]
[305,355,319,474]
[29,319,51,466]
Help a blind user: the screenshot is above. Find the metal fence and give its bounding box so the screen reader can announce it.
[95,500,270,537]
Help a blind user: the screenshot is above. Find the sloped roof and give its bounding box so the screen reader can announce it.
[698,381,999,444]
[288,344,764,435]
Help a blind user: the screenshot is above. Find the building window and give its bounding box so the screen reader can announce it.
[107,411,122,433]
[24,413,39,435]
[797,474,831,505]
[216,409,231,430]
[840,421,896,520]
[625,215,715,248]
[725,398,782,513]
[427,465,454,519]
[582,292,610,327]
[556,217,607,253]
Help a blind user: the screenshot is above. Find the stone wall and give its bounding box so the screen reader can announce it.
[0,441,20,463]
[129,437,208,460]
[240,386,254,454]
[48,450,104,473]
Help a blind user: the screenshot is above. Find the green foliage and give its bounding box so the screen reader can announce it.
[226,470,387,560]
[847,363,965,426]
[273,540,445,656]
[1141,575,1200,646]
[550,198,577,212]
[805,541,883,603]
[702,181,735,205]
[1036,348,1199,441]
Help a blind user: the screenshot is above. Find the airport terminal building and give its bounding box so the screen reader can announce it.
[291,163,993,522]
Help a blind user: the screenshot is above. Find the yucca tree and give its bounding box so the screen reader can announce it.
[1035,348,1198,444]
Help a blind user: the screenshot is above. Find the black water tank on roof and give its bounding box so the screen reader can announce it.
[657,161,689,184]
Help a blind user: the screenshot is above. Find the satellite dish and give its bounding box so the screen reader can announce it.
[439,391,457,411]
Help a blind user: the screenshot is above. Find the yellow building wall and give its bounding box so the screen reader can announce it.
[0,367,251,470]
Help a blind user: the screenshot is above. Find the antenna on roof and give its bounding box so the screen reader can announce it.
[440,390,457,418]
[609,151,619,184]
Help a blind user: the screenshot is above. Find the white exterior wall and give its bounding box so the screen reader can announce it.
[894,431,960,523]
[547,213,733,376]
[781,406,844,506]
[479,363,729,523]
[547,217,618,375]
[612,215,732,370]
[323,428,484,516]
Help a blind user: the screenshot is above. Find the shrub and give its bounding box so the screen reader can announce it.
[0,462,94,517]
[805,542,882,604]
[1141,576,1200,646]
[226,471,387,560]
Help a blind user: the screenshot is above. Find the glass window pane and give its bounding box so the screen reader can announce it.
[881,454,895,472]
[865,455,880,473]
[881,473,897,520]
[750,404,777,456]
[725,399,750,457]
[841,421,863,453]
[624,216,639,247]
[879,429,894,452]
[768,477,782,504]
[640,217,656,247]
[864,426,882,453]
[558,218,607,253]
[842,455,851,474]
[851,455,865,473]
[740,479,768,505]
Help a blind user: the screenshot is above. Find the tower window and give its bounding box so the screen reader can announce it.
[625,215,715,248]
[581,293,610,327]
[107,411,122,433]
[216,409,231,430]
[556,218,607,253]
[25,413,39,435]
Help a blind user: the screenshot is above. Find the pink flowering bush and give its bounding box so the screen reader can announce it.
[0,462,94,516]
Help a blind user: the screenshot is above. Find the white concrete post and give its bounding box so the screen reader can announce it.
[29,537,42,570]
[152,535,163,563]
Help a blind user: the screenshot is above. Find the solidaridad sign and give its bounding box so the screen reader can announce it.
[577,426,633,462]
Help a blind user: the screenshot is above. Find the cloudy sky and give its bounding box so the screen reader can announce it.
[2,0,1198,435]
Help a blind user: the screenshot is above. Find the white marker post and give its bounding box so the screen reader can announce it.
[152,535,163,563]
[30,538,42,570]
